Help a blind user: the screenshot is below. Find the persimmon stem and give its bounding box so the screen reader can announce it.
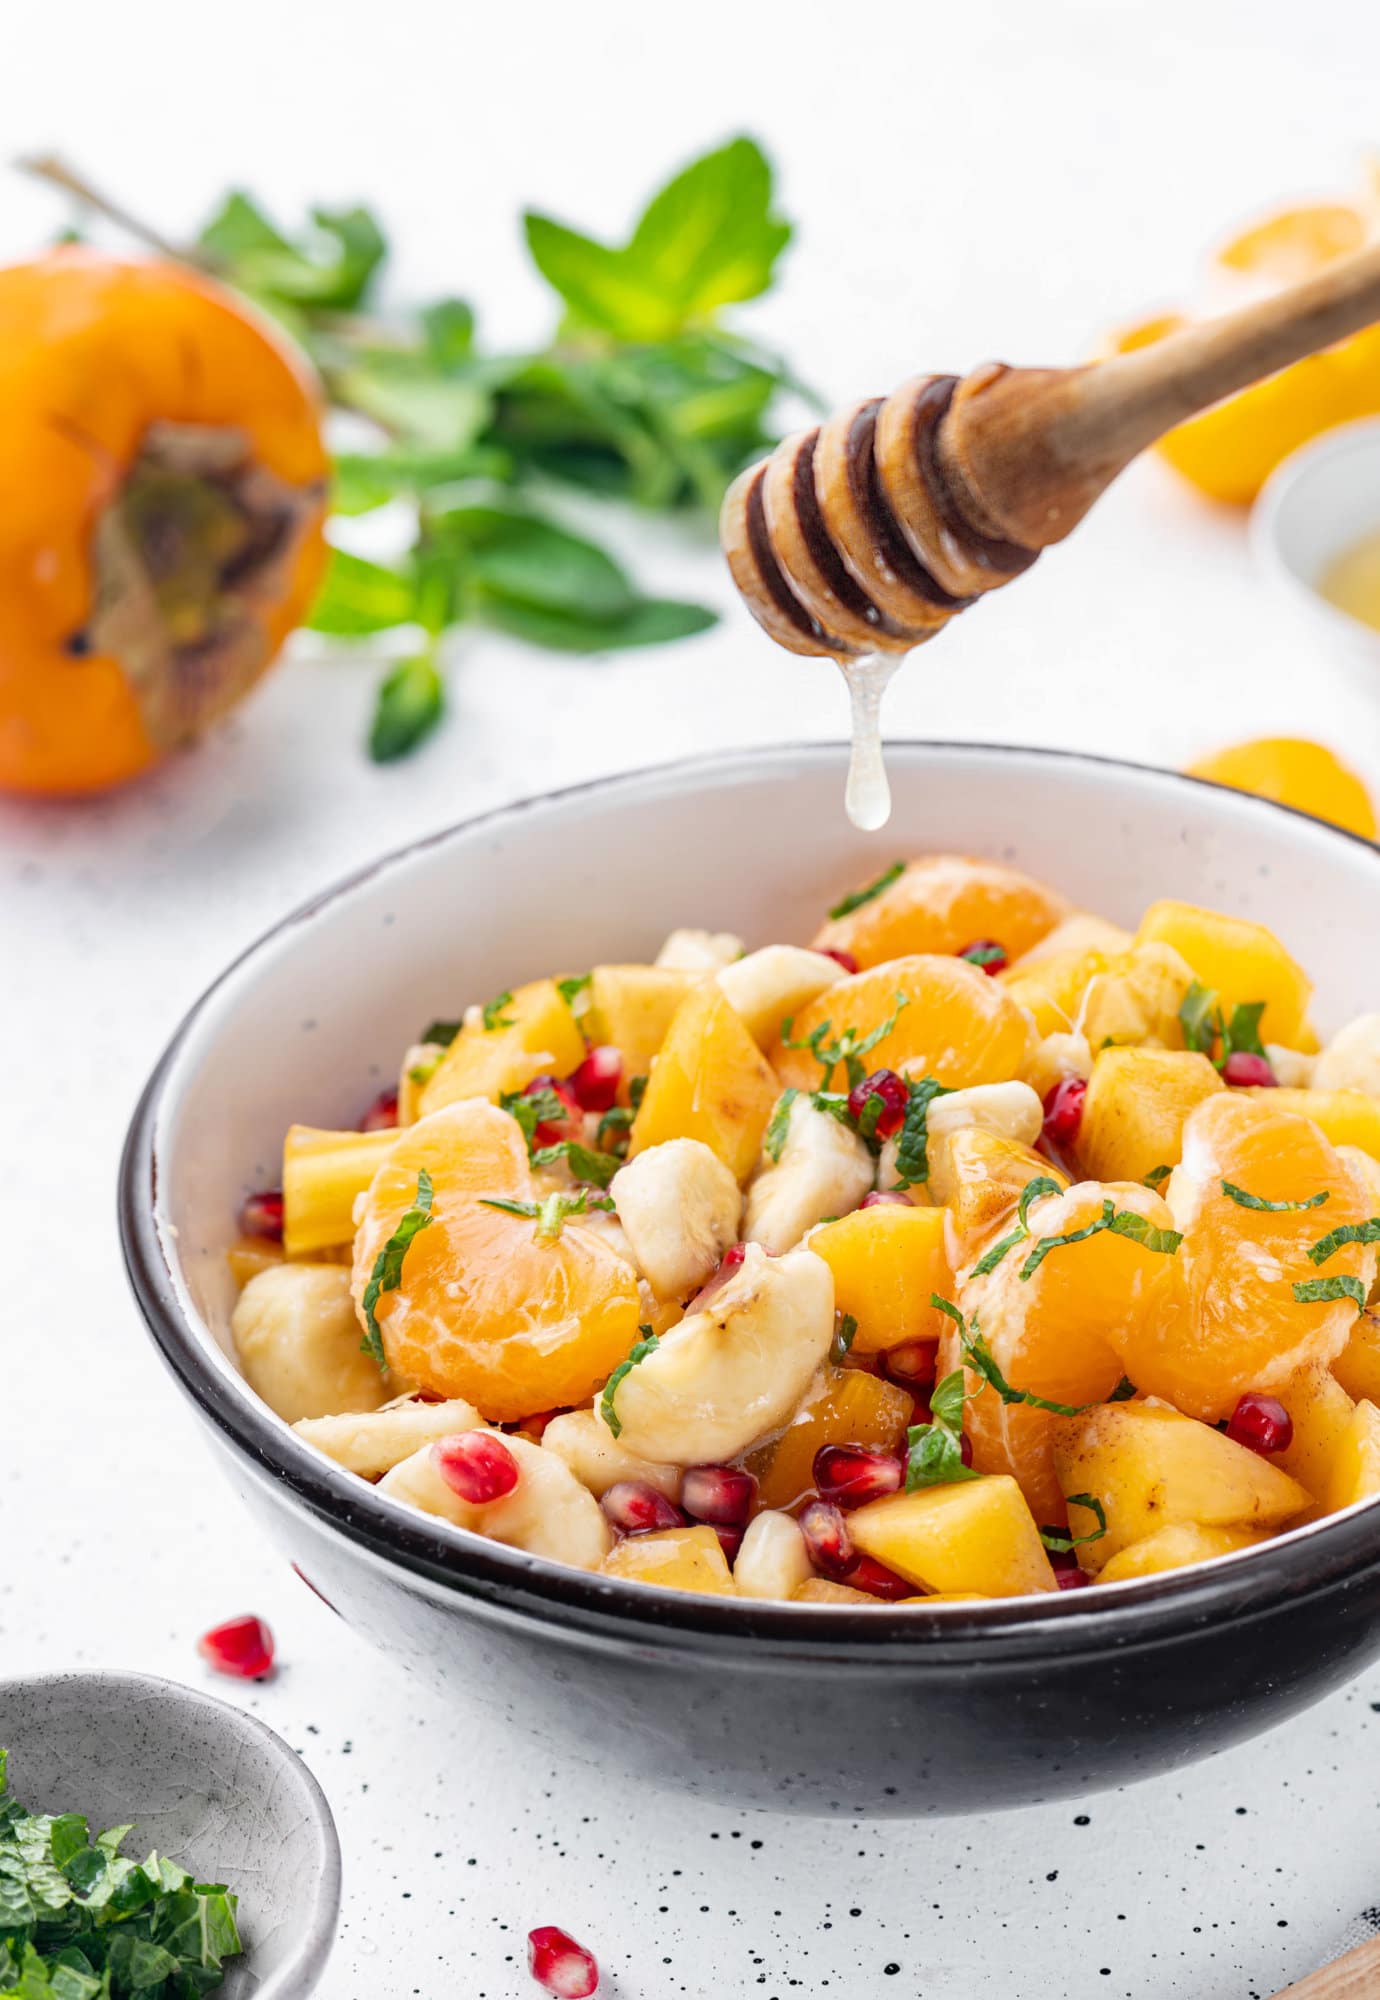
[15,152,203,267]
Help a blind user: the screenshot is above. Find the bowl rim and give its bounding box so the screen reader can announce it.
[0,1667,340,1999]
[1251,414,1380,647]
[118,739,1380,1661]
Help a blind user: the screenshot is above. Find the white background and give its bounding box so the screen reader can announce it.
[5,2,1380,1994]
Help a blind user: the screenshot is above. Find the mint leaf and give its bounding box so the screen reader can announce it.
[904,1422,980,1490]
[360,1169,434,1365]
[831,1312,858,1364]
[479,1190,614,1239]
[1020,1198,1182,1280]
[891,1078,954,1190]
[969,1175,1063,1277]
[1040,1494,1107,1554]
[1143,1165,1172,1188]
[557,973,592,1011]
[531,1141,622,1189]
[477,593,716,654]
[432,500,635,621]
[420,1019,462,1048]
[1308,1217,1380,1264]
[1179,980,1220,1057]
[828,861,904,921]
[368,652,444,763]
[1294,1274,1368,1311]
[1222,1181,1330,1214]
[482,990,515,1031]
[599,1329,660,1439]
[308,549,418,637]
[764,1090,800,1164]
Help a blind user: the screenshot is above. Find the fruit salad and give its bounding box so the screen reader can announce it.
[227,857,1380,1606]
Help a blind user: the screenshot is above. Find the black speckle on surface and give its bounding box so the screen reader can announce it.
[1074,1815,1091,1827]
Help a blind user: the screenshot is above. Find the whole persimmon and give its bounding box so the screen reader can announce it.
[0,249,329,795]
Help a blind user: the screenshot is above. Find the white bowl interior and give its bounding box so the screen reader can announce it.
[151,744,1380,1404]
[1257,418,1380,602]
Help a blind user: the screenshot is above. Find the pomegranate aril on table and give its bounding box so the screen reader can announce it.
[359,1087,399,1131]
[567,1044,622,1112]
[239,1188,284,1241]
[601,1480,685,1535]
[682,1464,757,1525]
[198,1614,275,1680]
[1221,1050,1276,1088]
[1226,1392,1294,1456]
[846,1067,909,1140]
[434,1431,521,1504]
[813,1443,904,1508]
[527,1925,599,1997]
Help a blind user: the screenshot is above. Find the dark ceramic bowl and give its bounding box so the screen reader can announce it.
[119,744,1380,1816]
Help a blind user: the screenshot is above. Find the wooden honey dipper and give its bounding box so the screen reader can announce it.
[721,239,1380,660]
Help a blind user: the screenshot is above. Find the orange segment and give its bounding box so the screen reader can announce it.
[351,1099,641,1422]
[944,1179,1178,1522]
[810,1205,952,1353]
[771,955,1035,1093]
[1112,1092,1377,1423]
[939,1128,1069,1268]
[746,1367,913,1512]
[1186,738,1377,841]
[812,856,1068,970]
[1218,202,1367,281]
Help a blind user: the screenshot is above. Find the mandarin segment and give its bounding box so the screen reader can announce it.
[1111,1093,1377,1422]
[937,1128,1070,1267]
[812,857,1069,970]
[350,1100,641,1422]
[771,955,1035,1094]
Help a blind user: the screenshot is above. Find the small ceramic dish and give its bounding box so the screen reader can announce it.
[1251,416,1380,671]
[119,743,1380,1817]
[0,1670,340,1997]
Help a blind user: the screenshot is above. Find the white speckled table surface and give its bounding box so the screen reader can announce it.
[5,2,1380,1993]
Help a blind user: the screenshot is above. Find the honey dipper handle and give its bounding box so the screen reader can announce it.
[1267,1931,1380,1999]
[943,238,1380,548]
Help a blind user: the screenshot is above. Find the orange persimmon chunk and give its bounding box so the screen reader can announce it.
[810,1205,952,1354]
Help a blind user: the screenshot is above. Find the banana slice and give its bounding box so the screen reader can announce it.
[744,1096,873,1254]
[542,1408,683,1500]
[379,1430,611,1569]
[655,928,744,972]
[294,1393,482,1478]
[716,945,846,1047]
[1315,1013,1380,1095]
[611,1138,742,1300]
[233,1262,394,1424]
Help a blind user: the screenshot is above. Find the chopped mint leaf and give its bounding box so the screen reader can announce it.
[360,1169,434,1366]
[1143,1164,1172,1188]
[971,1175,1064,1277]
[595,1105,634,1154]
[960,943,1006,968]
[1222,1181,1331,1214]
[1179,980,1220,1058]
[420,1019,462,1048]
[828,861,904,921]
[557,973,591,1012]
[1178,981,1270,1070]
[778,991,910,1092]
[970,1225,1026,1279]
[1225,1001,1267,1060]
[904,1364,979,1490]
[1040,1494,1107,1554]
[1293,1274,1368,1312]
[531,1140,621,1188]
[1308,1217,1380,1264]
[599,1328,660,1439]
[1108,1376,1138,1402]
[929,1367,969,1434]
[482,989,515,1031]
[479,1189,614,1239]
[891,1077,953,1189]
[763,1089,800,1164]
[831,1312,858,1364]
[629,1074,648,1115]
[1020,1198,1182,1280]
[499,1084,565,1150]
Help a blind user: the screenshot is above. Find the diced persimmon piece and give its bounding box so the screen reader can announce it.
[746,1367,913,1512]
[419,978,586,1117]
[587,964,700,1087]
[1075,943,1195,1052]
[771,956,1035,1094]
[939,1128,1070,1267]
[1052,1402,1309,1572]
[1111,1093,1377,1421]
[227,1234,285,1288]
[1002,947,1109,1038]
[847,1477,1058,1597]
[1248,1087,1380,1161]
[1135,899,1312,1047]
[1334,1312,1380,1405]
[944,1179,1176,1522]
[792,1578,877,1603]
[283,1124,398,1256]
[628,984,780,1182]
[1011,913,1133,968]
[601,1523,737,1595]
[1324,1400,1380,1512]
[812,856,1069,971]
[1078,1048,1225,1185]
[1273,1363,1355,1507]
[810,1205,952,1354]
[350,1098,641,1422]
[1098,1522,1268,1582]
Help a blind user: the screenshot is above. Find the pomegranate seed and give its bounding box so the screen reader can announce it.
[601,1480,685,1535]
[567,1045,622,1113]
[240,1189,284,1241]
[197,1614,275,1680]
[714,1522,746,1564]
[434,1431,520,1505]
[359,1088,399,1131]
[813,1444,904,1508]
[800,1498,853,1576]
[842,1553,914,1601]
[883,1340,937,1390]
[846,1067,910,1140]
[689,1241,751,1310]
[1041,1075,1087,1148]
[682,1464,757,1525]
[1222,1051,1277,1089]
[1226,1391,1294,1455]
[822,947,860,974]
[958,938,1008,976]
[527,1926,598,1997]
[959,1433,974,1468]
[525,1073,582,1146]
[1056,1566,1092,1590]
[860,1189,911,1210]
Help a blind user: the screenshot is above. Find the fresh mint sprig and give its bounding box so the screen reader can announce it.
[361,1169,434,1366]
